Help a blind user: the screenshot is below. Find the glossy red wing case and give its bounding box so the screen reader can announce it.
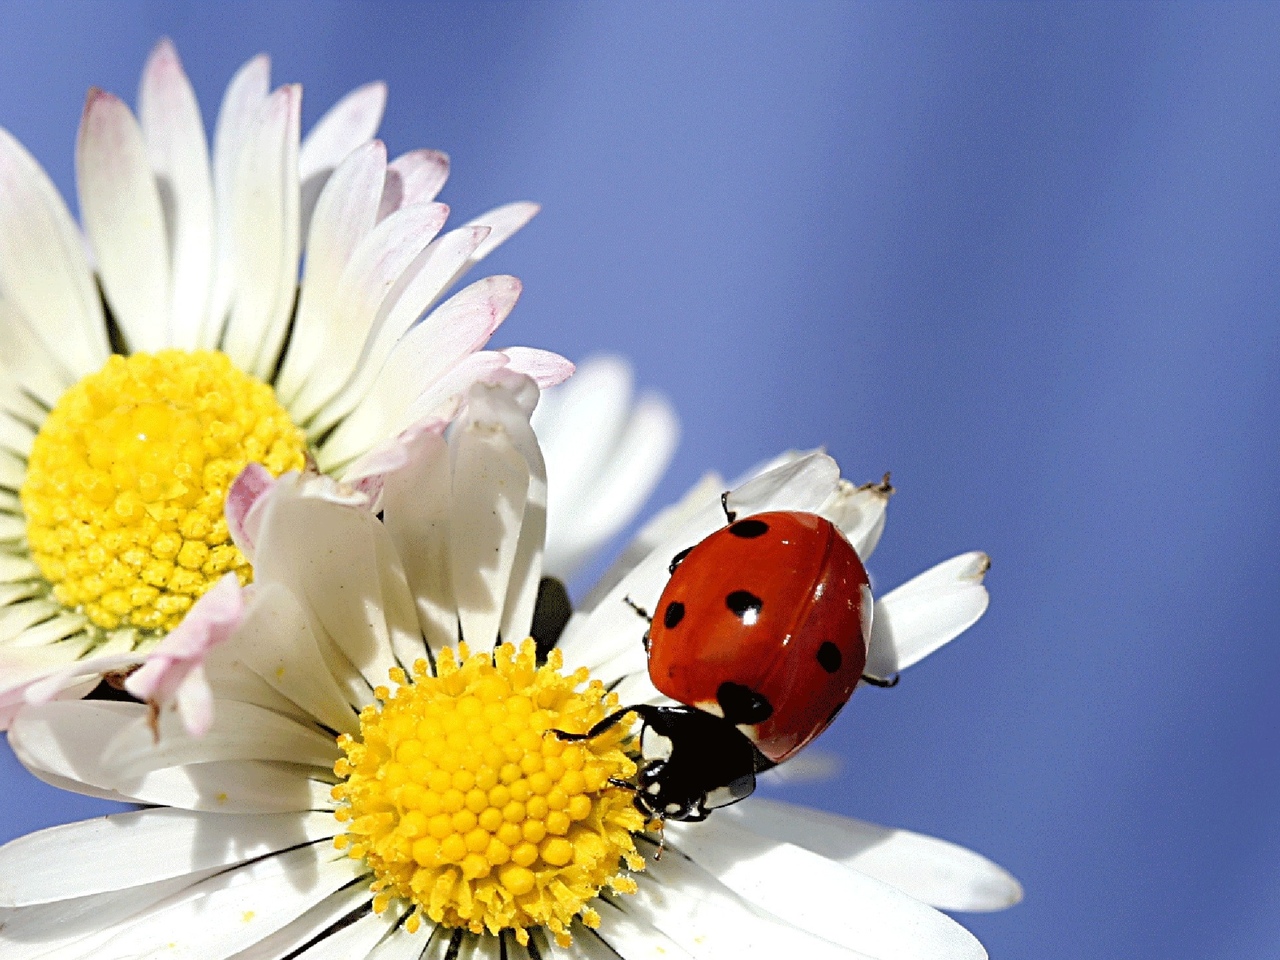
[646,511,871,763]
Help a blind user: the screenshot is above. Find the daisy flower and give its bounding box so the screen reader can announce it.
[0,40,566,718]
[0,374,1018,960]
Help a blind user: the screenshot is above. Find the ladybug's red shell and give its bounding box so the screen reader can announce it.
[646,511,872,764]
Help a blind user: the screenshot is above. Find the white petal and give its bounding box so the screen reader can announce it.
[221,84,301,378]
[0,809,336,907]
[622,846,872,960]
[206,52,270,348]
[865,552,991,678]
[77,89,171,352]
[0,297,76,406]
[138,38,215,348]
[290,201,450,425]
[500,347,574,388]
[221,884,373,960]
[0,128,108,376]
[316,276,521,467]
[462,201,539,264]
[538,357,679,581]
[0,870,221,960]
[578,913,694,960]
[560,453,839,673]
[100,699,339,779]
[378,148,449,218]
[728,799,1023,913]
[230,581,361,734]
[450,388,533,648]
[299,81,386,238]
[10,700,333,812]
[289,909,394,959]
[818,476,893,560]
[84,843,361,960]
[307,224,489,433]
[380,428,457,654]
[276,140,387,403]
[253,480,420,690]
[663,818,987,960]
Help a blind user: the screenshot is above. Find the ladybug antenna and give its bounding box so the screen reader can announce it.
[861,672,900,688]
[550,707,636,743]
[622,596,652,624]
[720,491,737,523]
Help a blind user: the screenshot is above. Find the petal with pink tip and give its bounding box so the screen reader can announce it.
[221,85,302,379]
[205,53,270,348]
[298,81,386,238]
[77,89,171,352]
[377,148,450,219]
[138,38,215,349]
[124,574,245,737]
[275,140,386,403]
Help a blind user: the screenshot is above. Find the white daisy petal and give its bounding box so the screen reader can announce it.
[535,356,680,582]
[290,200,451,424]
[818,476,893,560]
[252,479,416,691]
[292,908,396,960]
[380,427,457,654]
[229,581,362,734]
[221,83,301,378]
[666,816,989,960]
[0,127,108,375]
[0,809,336,907]
[728,799,1023,913]
[138,38,215,348]
[499,346,575,389]
[0,297,76,406]
[11,700,333,812]
[622,847,871,960]
[205,51,270,347]
[299,80,387,236]
[378,148,450,218]
[223,884,374,960]
[0,871,222,960]
[309,223,491,434]
[450,385,534,648]
[865,551,991,678]
[317,276,522,468]
[83,843,361,960]
[462,201,539,264]
[99,699,339,779]
[571,920,694,960]
[277,139,387,404]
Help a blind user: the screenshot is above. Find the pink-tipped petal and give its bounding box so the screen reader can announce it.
[138,39,215,349]
[299,82,387,184]
[225,462,277,561]
[221,84,302,379]
[378,149,450,219]
[77,89,170,352]
[124,574,246,737]
[501,347,575,389]
[205,52,270,348]
[275,140,387,403]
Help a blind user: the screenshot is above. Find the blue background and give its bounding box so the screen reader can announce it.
[2,3,1278,958]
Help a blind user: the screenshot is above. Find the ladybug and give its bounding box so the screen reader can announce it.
[558,493,894,823]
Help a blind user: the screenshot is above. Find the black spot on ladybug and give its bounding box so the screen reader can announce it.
[816,641,842,673]
[725,590,763,623]
[718,682,774,724]
[663,601,685,629]
[668,546,693,574]
[728,518,770,539]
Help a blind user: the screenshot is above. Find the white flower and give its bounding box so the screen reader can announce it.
[0,377,1017,960]
[0,40,568,719]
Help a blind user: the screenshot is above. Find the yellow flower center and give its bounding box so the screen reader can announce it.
[19,350,307,633]
[333,641,647,947]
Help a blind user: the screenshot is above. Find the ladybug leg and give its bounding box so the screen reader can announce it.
[862,672,900,688]
[550,707,636,742]
[720,491,737,523]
